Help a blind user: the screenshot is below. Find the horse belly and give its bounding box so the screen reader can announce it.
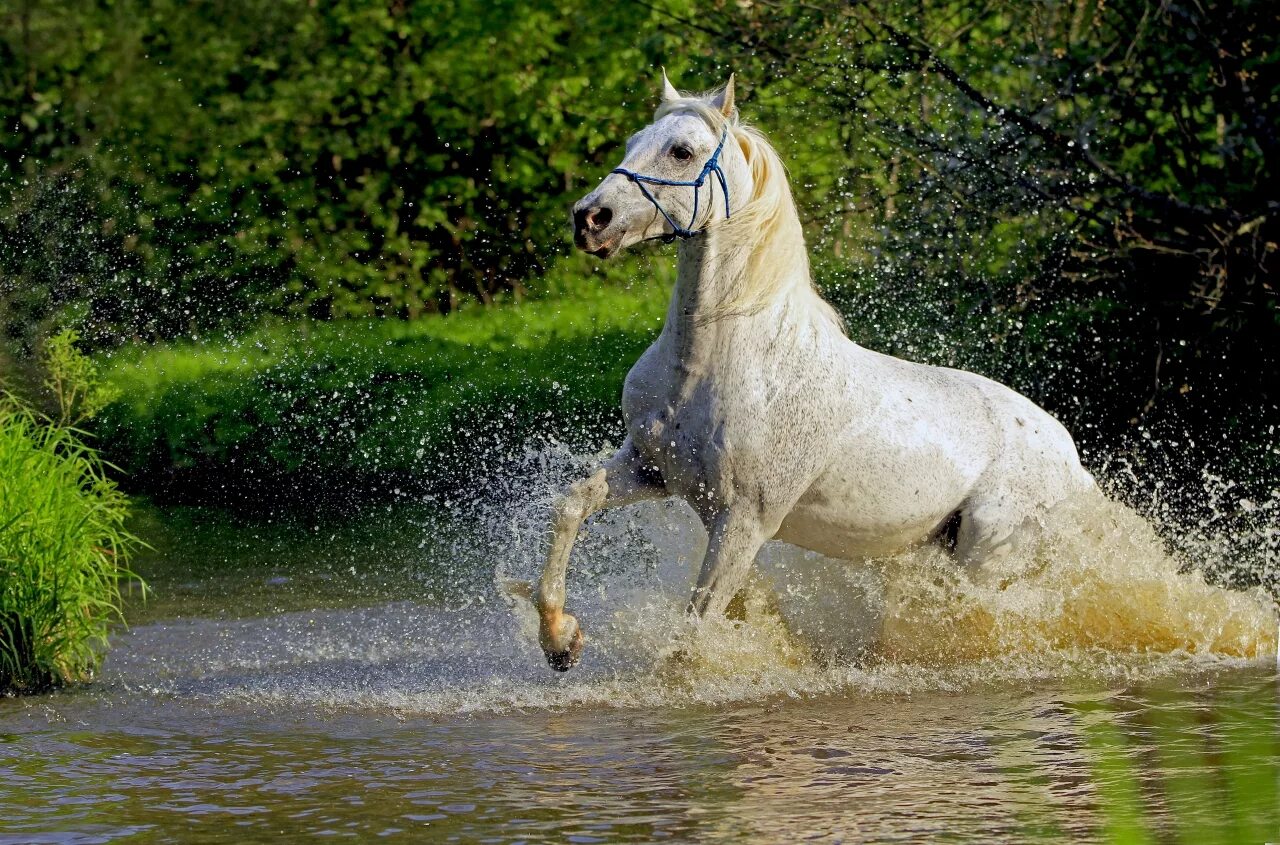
[774,448,977,559]
[774,507,930,559]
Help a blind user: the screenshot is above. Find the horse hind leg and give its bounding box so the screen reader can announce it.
[933,509,963,554]
[948,498,1021,571]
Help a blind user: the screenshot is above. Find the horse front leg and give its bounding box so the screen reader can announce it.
[535,441,665,671]
[688,509,768,618]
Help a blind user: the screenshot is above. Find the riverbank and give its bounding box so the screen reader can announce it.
[96,267,669,506]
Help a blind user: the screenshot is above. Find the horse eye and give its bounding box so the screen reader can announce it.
[670,145,693,161]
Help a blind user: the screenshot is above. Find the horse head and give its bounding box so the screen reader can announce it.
[572,71,748,257]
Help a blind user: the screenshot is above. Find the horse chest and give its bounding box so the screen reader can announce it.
[622,359,736,496]
[626,395,721,492]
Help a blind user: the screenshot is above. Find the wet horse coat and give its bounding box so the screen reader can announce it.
[531,74,1095,670]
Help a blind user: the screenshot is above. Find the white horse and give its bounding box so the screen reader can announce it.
[529,72,1096,671]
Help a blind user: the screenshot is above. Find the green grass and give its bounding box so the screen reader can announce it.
[0,398,142,694]
[96,257,671,502]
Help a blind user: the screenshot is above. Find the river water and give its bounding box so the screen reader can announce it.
[1,490,1278,843]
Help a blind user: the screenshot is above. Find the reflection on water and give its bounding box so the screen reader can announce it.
[119,504,490,624]
[0,496,1277,843]
[2,669,1277,843]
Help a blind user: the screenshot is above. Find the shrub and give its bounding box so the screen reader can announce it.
[0,0,685,342]
[94,260,670,505]
[0,331,142,695]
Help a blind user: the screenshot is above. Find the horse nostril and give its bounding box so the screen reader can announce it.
[576,206,612,233]
[587,207,612,231]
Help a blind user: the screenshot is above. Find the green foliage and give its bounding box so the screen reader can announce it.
[0,346,143,695]
[1074,682,1280,845]
[3,0,1276,501]
[0,0,690,343]
[664,0,1278,474]
[95,256,670,502]
[43,329,120,426]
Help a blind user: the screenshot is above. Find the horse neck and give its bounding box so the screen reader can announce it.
[672,227,751,316]
[666,228,754,367]
[667,223,826,371]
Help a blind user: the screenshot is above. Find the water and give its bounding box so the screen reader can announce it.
[1,488,1278,843]
[4,668,1278,844]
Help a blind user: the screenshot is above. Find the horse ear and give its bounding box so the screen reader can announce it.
[660,67,680,102]
[712,74,736,118]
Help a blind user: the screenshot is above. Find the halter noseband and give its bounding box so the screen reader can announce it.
[610,129,732,242]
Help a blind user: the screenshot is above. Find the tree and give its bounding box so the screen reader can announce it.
[0,0,695,340]
[641,0,1276,453]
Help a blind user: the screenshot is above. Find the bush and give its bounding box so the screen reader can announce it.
[0,331,142,695]
[0,0,688,343]
[95,259,670,505]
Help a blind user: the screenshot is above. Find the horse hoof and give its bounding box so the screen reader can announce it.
[544,626,585,672]
[546,650,576,672]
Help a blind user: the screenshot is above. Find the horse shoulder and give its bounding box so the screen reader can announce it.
[621,338,670,421]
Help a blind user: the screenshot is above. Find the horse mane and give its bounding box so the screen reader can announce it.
[653,93,845,333]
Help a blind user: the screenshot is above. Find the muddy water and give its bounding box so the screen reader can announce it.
[1,494,1278,843]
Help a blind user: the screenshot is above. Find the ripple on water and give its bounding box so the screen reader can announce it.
[3,479,1279,843]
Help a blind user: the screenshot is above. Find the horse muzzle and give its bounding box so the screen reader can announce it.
[572,204,620,257]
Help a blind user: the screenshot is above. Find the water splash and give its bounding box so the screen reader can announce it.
[872,490,1277,663]
[489,444,1276,664]
[94,447,1276,718]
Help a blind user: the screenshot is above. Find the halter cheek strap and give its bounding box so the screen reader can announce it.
[610,129,731,242]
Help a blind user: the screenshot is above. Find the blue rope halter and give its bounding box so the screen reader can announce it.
[610,129,731,242]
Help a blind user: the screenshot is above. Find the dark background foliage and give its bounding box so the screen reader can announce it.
[667,0,1278,483]
[0,0,680,337]
[2,0,1276,498]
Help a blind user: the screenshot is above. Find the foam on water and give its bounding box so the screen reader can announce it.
[100,460,1277,717]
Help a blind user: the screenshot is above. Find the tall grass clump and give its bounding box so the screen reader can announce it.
[0,330,143,695]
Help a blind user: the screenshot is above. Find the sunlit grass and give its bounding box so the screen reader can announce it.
[1080,707,1157,845]
[96,255,672,497]
[1072,680,1280,845]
